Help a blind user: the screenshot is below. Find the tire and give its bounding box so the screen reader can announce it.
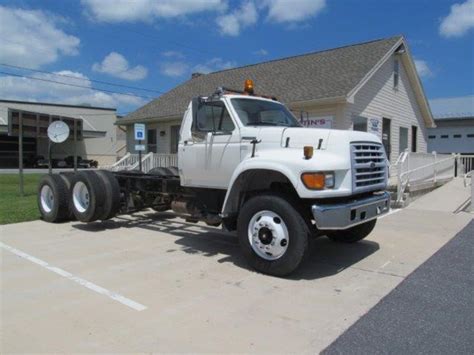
[59,173,78,220]
[149,167,172,176]
[237,193,310,277]
[70,171,106,222]
[167,166,179,176]
[94,170,121,220]
[37,174,70,223]
[326,219,377,243]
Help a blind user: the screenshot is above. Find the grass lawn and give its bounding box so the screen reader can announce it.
[0,174,44,225]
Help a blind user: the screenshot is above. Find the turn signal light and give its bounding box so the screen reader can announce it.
[301,173,325,190]
[303,146,314,159]
[244,79,254,94]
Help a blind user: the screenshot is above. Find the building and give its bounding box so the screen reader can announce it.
[427,96,474,155]
[119,35,435,165]
[427,116,474,154]
[0,100,118,168]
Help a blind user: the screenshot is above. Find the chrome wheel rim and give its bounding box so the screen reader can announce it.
[72,181,90,213]
[40,185,54,213]
[248,210,289,261]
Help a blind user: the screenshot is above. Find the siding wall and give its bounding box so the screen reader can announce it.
[125,118,181,154]
[345,55,428,163]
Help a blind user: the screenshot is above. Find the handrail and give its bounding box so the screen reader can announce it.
[114,152,131,166]
[394,149,408,166]
[130,152,152,171]
[395,152,456,204]
[399,156,455,179]
[464,170,473,187]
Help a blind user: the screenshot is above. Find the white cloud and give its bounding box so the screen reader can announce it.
[440,0,474,37]
[81,0,226,23]
[160,62,190,77]
[254,49,269,56]
[162,51,185,58]
[414,59,433,78]
[0,6,80,68]
[193,58,236,74]
[0,71,145,110]
[263,0,326,23]
[92,52,148,81]
[216,1,258,36]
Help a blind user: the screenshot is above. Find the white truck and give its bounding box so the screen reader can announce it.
[38,81,390,276]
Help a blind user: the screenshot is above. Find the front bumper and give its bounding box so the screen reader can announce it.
[311,191,390,230]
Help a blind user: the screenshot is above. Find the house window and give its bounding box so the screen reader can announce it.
[428,135,436,139]
[453,134,462,138]
[353,116,368,132]
[441,135,449,139]
[467,134,474,138]
[147,129,157,153]
[399,127,408,152]
[394,59,400,89]
[170,125,180,154]
[382,118,391,159]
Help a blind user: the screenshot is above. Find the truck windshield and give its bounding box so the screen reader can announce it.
[231,98,301,127]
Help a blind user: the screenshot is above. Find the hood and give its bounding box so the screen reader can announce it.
[280,127,332,149]
[241,127,382,150]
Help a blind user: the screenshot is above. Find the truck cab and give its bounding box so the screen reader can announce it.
[176,82,389,275]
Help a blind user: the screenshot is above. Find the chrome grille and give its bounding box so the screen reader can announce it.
[351,142,387,193]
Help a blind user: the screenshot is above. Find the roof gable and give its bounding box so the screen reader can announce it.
[123,36,403,123]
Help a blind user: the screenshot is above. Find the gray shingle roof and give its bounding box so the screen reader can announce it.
[123,36,402,123]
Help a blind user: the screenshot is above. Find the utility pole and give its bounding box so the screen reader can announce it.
[18,112,24,197]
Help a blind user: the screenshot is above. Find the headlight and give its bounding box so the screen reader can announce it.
[301,172,335,190]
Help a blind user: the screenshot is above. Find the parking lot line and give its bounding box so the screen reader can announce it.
[378,208,402,219]
[0,241,147,312]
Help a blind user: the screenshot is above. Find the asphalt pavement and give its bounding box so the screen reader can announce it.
[323,220,474,355]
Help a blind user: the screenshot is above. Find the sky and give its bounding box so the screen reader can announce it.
[0,0,473,117]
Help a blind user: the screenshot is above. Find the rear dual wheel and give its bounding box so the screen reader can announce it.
[149,166,178,177]
[71,170,121,222]
[38,174,70,223]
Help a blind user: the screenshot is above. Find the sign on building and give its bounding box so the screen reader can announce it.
[368,118,381,135]
[134,123,146,140]
[300,115,333,129]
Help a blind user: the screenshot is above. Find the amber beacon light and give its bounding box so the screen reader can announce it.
[303,146,314,159]
[244,79,254,94]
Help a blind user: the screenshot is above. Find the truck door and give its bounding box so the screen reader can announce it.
[179,100,241,189]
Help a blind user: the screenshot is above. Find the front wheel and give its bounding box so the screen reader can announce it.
[237,194,310,277]
[326,219,377,243]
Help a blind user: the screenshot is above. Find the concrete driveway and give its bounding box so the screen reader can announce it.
[1,179,472,353]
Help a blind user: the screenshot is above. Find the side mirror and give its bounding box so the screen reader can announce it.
[191,97,204,131]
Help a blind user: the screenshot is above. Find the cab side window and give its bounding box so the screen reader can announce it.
[194,102,235,133]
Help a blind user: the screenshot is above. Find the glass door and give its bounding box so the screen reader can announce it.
[147,129,157,153]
